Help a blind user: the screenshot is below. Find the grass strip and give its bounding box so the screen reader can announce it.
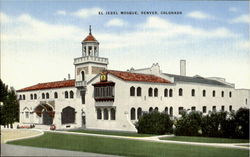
[160,136,250,143]
[8,132,249,157]
[69,129,154,137]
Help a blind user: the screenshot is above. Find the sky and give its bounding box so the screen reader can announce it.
[0,0,249,90]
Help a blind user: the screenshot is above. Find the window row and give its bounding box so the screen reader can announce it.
[129,86,232,98]
[130,105,234,120]
[96,108,116,120]
[19,90,75,100]
[178,105,233,114]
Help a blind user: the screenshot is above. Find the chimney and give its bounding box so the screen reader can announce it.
[180,60,186,76]
[68,74,71,80]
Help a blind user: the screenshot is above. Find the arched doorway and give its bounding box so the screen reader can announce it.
[61,106,76,124]
[34,104,54,125]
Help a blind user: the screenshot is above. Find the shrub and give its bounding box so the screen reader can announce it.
[201,111,228,137]
[135,111,173,135]
[234,108,249,139]
[174,111,202,136]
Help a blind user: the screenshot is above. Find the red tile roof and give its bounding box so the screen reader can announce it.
[83,34,97,42]
[17,80,75,92]
[105,70,171,84]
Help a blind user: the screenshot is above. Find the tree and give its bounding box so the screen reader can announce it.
[201,111,228,137]
[175,111,202,136]
[234,108,249,139]
[0,79,19,127]
[135,111,173,135]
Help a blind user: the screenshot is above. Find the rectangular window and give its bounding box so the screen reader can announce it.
[178,107,184,115]
[81,91,85,104]
[191,106,196,111]
[25,112,29,118]
[212,106,216,111]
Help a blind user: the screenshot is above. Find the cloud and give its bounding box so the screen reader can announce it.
[230,14,250,24]
[1,13,82,42]
[187,11,213,19]
[105,18,128,27]
[229,7,238,12]
[71,7,102,18]
[56,10,67,15]
[0,12,12,23]
[237,40,250,50]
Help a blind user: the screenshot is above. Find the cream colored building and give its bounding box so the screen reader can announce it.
[17,28,250,131]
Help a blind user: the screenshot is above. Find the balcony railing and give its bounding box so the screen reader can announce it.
[75,81,87,88]
[74,56,108,65]
[94,96,114,102]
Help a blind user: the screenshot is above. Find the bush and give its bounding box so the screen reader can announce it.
[234,108,249,139]
[201,111,228,137]
[135,111,173,135]
[174,111,202,136]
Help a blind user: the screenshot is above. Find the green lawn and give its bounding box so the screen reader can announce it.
[8,132,249,157]
[160,136,250,143]
[69,129,154,137]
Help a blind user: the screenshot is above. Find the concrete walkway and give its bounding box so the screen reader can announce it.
[1,144,120,157]
[47,130,250,150]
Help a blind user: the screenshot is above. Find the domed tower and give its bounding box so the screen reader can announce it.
[74,26,109,99]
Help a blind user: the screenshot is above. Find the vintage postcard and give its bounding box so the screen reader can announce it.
[1,0,249,156]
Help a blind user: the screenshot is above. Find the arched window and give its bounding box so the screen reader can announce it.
[203,90,206,97]
[137,108,142,119]
[169,89,173,97]
[130,86,135,96]
[191,89,195,96]
[54,92,58,99]
[246,99,248,105]
[191,106,196,111]
[179,88,183,96]
[81,71,85,81]
[130,108,135,120]
[229,105,233,111]
[221,106,225,111]
[212,90,216,97]
[19,95,22,100]
[30,94,33,100]
[154,107,158,112]
[111,108,116,120]
[202,106,207,113]
[42,93,45,99]
[34,94,37,99]
[154,88,158,97]
[229,91,232,98]
[221,91,224,97]
[46,93,49,99]
[165,107,168,114]
[148,88,153,97]
[61,106,75,124]
[137,87,141,96]
[97,108,102,120]
[164,89,168,97]
[104,109,109,120]
[23,95,26,100]
[149,107,153,113]
[70,91,74,99]
[170,107,173,116]
[65,91,68,98]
